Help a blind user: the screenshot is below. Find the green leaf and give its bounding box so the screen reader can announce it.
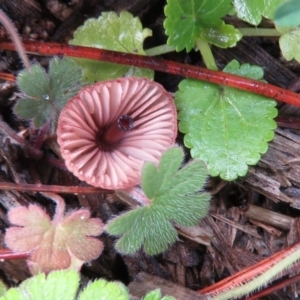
[198,21,242,48]
[0,270,131,300]
[277,25,300,63]
[142,147,183,198]
[79,280,130,300]
[175,60,278,181]
[0,288,24,300]
[0,280,6,297]
[69,11,153,83]
[15,57,82,128]
[274,0,300,27]
[143,289,175,300]
[164,0,232,52]
[106,147,210,255]
[232,0,284,25]
[222,60,264,79]
[0,271,79,300]
[107,207,178,255]
[20,271,79,300]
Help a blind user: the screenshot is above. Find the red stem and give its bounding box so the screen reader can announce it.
[199,242,300,296]
[41,192,65,224]
[0,248,29,260]
[0,72,15,81]
[0,182,113,194]
[1,40,300,107]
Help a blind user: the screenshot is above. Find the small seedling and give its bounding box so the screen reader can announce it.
[164,0,236,52]
[142,290,175,300]
[0,269,174,300]
[175,60,278,180]
[69,11,154,82]
[106,146,210,255]
[5,193,104,274]
[0,270,129,300]
[15,57,82,129]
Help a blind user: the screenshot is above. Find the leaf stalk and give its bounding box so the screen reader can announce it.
[0,10,30,70]
[196,40,218,70]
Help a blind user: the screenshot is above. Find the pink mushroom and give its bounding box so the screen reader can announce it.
[57,77,177,190]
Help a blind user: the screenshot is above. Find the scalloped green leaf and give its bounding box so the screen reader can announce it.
[233,0,284,25]
[106,147,210,255]
[143,290,175,300]
[21,271,79,300]
[0,288,24,300]
[15,57,82,128]
[222,59,264,79]
[0,271,79,300]
[78,280,130,300]
[0,270,131,300]
[175,60,278,181]
[198,21,242,48]
[277,25,300,63]
[274,0,300,27]
[164,0,232,52]
[69,11,153,83]
[0,281,6,297]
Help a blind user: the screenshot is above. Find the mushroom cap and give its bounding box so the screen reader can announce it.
[57,77,177,190]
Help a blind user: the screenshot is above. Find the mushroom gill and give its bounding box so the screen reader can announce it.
[57,77,177,189]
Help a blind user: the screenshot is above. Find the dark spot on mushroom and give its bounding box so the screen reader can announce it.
[118,115,134,131]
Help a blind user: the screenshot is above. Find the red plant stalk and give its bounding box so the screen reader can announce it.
[0,248,29,260]
[0,72,15,81]
[199,241,300,298]
[0,182,113,194]
[1,40,300,107]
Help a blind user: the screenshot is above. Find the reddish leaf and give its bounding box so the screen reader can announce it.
[5,197,104,273]
[7,205,51,227]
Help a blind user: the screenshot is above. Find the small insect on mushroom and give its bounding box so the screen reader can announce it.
[57,77,177,190]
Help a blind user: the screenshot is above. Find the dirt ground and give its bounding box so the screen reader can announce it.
[0,1,300,299]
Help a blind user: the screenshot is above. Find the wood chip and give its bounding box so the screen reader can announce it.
[128,272,208,300]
